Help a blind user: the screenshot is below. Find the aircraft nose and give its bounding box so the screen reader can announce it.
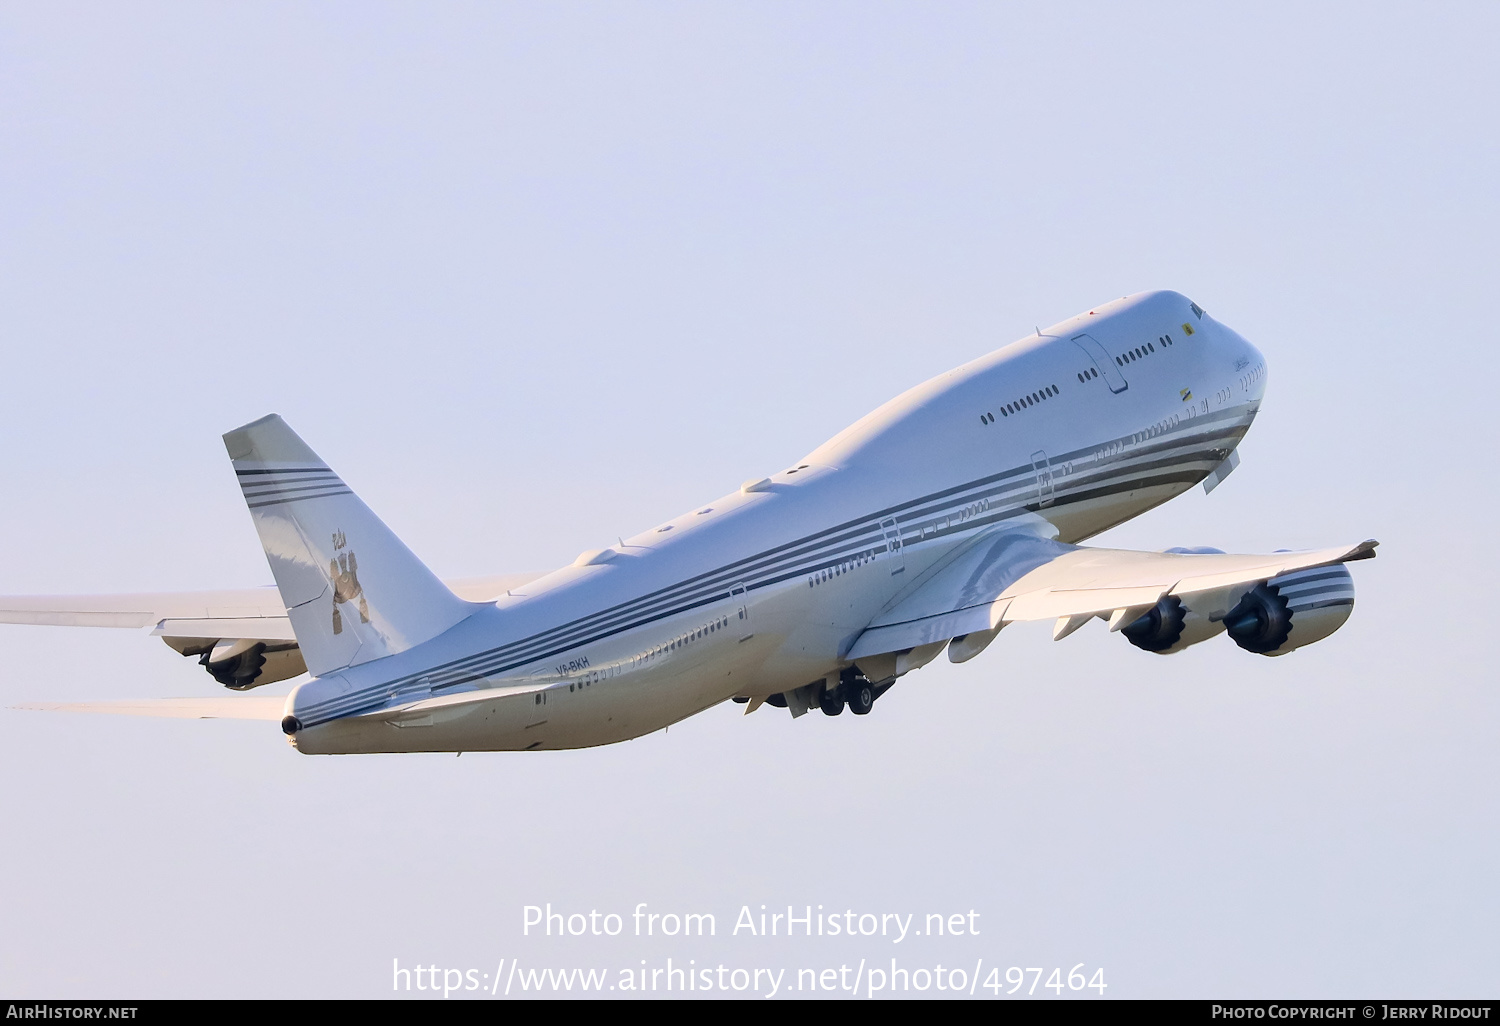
[1217,321,1263,367]
[1227,329,1269,400]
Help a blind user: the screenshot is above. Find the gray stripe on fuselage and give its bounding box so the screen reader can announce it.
[296,411,1258,723]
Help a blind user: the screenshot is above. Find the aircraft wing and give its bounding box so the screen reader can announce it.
[0,573,546,645]
[988,541,1374,624]
[0,587,296,638]
[847,520,1377,662]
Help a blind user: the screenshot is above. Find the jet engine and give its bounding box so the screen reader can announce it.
[199,639,308,689]
[162,636,308,690]
[1120,594,1234,654]
[1119,546,1233,655]
[1121,596,1187,651]
[1223,564,1355,656]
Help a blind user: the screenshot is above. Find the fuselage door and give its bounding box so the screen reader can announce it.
[731,583,749,638]
[881,518,905,575]
[1073,333,1129,394]
[1031,450,1055,507]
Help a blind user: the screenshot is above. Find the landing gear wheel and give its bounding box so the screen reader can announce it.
[819,689,845,716]
[847,681,875,716]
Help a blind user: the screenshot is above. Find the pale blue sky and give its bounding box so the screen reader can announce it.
[1,2,1496,997]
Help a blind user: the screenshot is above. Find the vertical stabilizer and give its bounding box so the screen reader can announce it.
[223,415,477,677]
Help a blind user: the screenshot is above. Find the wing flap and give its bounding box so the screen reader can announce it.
[0,608,157,629]
[847,516,1067,658]
[153,617,299,642]
[847,603,997,660]
[0,588,285,629]
[0,573,546,643]
[1003,583,1172,622]
[864,515,1073,631]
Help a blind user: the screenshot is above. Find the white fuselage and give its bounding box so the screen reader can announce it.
[288,290,1267,754]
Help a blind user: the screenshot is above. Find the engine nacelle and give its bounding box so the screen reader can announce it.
[1121,596,1187,651]
[1120,546,1234,655]
[200,640,308,689]
[162,635,308,690]
[1122,595,1231,655]
[1224,564,1355,656]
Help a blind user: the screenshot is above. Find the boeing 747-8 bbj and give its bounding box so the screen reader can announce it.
[6,291,1375,753]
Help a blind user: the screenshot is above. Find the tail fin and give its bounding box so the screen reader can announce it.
[223,414,477,677]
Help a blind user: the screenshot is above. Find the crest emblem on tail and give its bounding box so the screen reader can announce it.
[330,530,369,634]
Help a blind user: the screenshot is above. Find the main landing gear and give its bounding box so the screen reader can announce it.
[736,667,894,718]
[844,678,875,716]
[819,687,845,716]
[820,667,886,717]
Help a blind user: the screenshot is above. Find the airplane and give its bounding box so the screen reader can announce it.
[5,290,1375,754]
